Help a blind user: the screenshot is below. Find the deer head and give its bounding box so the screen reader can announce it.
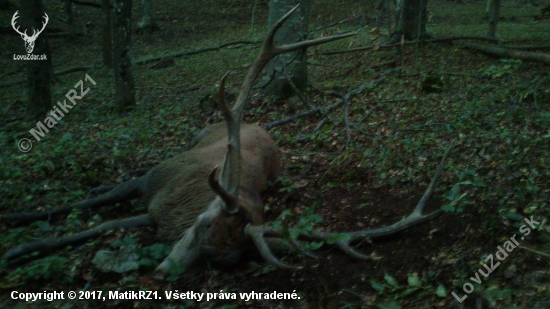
[12,11,49,54]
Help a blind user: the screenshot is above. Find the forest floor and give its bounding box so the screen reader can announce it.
[1,0,549,308]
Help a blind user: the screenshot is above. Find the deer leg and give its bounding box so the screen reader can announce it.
[4,214,153,263]
[1,178,146,224]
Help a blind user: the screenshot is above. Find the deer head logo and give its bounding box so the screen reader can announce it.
[11,11,49,54]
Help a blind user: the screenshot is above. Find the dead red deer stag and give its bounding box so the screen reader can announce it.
[2,5,452,279]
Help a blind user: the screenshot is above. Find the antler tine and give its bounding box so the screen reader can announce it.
[11,11,26,36]
[208,165,238,211]
[230,3,356,117]
[33,13,49,38]
[339,142,454,241]
[335,241,380,260]
[250,143,455,267]
[245,225,296,269]
[215,5,355,215]
[412,141,454,215]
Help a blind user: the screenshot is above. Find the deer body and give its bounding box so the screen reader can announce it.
[145,123,279,241]
[140,123,280,275]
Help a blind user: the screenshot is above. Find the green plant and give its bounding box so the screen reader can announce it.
[482,59,522,79]
[369,273,447,307]
[6,256,71,286]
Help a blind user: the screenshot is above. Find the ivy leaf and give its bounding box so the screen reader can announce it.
[435,284,447,297]
[407,274,421,287]
[384,274,400,289]
[370,279,386,293]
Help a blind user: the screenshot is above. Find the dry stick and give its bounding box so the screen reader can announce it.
[296,117,330,142]
[519,246,550,259]
[134,40,261,65]
[310,14,367,35]
[328,91,352,150]
[280,58,316,110]
[459,42,550,64]
[322,36,501,55]
[263,101,342,130]
[356,107,377,126]
[67,271,96,309]
[1,178,143,224]
[71,0,105,8]
[501,44,550,51]
[4,214,153,263]
[0,66,99,87]
[390,123,454,136]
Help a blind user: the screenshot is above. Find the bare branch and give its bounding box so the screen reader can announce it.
[4,214,152,263]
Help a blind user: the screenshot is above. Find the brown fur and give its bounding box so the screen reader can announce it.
[144,123,280,243]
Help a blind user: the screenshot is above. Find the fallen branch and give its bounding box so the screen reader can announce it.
[263,101,342,130]
[328,91,352,150]
[519,246,550,259]
[71,0,111,8]
[460,42,550,64]
[135,40,261,65]
[499,44,550,51]
[0,66,99,87]
[310,14,367,35]
[323,36,501,55]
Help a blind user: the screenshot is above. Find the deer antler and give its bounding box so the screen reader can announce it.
[31,13,49,39]
[11,11,49,39]
[212,4,356,214]
[11,11,26,37]
[246,142,457,267]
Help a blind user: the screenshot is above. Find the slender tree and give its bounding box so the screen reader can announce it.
[487,0,501,38]
[17,0,53,118]
[65,0,76,39]
[263,0,309,99]
[391,0,428,42]
[136,0,159,34]
[102,0,113,67]
[113,0,135,111]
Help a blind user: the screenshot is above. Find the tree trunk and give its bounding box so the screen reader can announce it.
[487,0,500,39]
[113,0,136,111]
[392,0,428,42]
[65,0,76,40]
[102,0,113,67]
[20,0,53,119]
[136,0,159,34]
[374,0,395,35]
[263,0,308,99]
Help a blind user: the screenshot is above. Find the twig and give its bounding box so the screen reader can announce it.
[0,66,99,87]
[519,246,550,259]
[310,15,367,35]
[351,124,380,138]
[134,40,261,65]
[500,44,550,51]
[67,271,96,309]
[263,101,342,130]
[459,42,550,64]
[296,118,330,142]
[280,58,315,109]
[356,107,377,126]
[390,123,455,135]
[242,0,259,41]
[322,36,501,55]
[328,91,352,150]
